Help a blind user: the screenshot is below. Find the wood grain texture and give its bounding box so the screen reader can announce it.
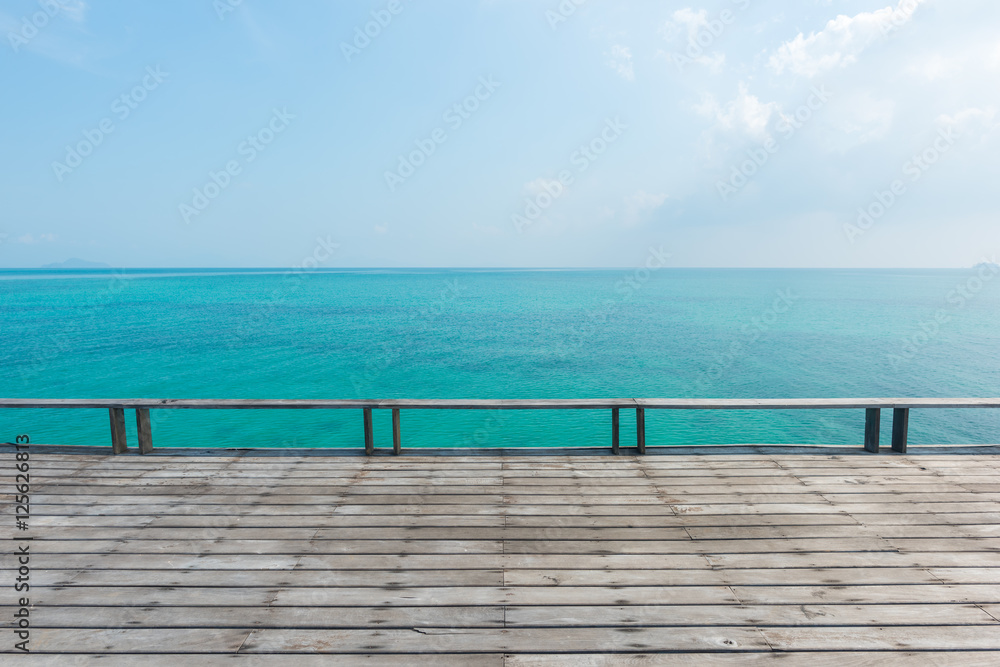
[4,449,1000,661]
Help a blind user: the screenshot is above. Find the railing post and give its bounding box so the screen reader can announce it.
[136,408,153,455]
[636,408,645,455]
[891,408,909,453]
[611,408,620,455]
[109,408,127,454]
[363,408,374,455]
[864,408,880,453]
[392,408,401,455]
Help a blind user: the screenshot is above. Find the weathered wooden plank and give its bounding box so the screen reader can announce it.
[392,407,401,455]
[675,502,1000,515]
[1,655,501,666]
[240,626,768,653]
[27,526,694,541]
[507,514,860,528]
[29,568,505,587]
[885,538,1000,552]
[30,503,506,516]
[706,551,1000,569]
[611,407,619,455]
[21,584,739,607]
[31,493,504,504]
[504,603,997,627]
[636,407,645,454]
[760,625,1000,651]
[22,628,252,653]
[4,396,999,409]
[864,407,880,453]
[16,550,811,572]
[860,525,1000,539]
[8,553,502,571]
[1,538,504,555]
[732,584,1000,604]
[929,568,1000,583]
[136,407,153,455]
[506,653,1000,667]
[0,605,505,629]
[503,567,944,586]
[891,407,910,453]
[108,407,127,455]
[24,587,278,606]
[685,525,881,540]
[363,407,373,455]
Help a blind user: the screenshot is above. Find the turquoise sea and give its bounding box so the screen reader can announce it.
[1,268,998,449]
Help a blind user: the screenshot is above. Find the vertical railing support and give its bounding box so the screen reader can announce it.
[136,408,153,455]
[109,408,127,454]
[891,408,909,453]
[363,408,374,455]
[611,408,620,455]
[392,408,401,455]
[864,408,880,453]
[636,408,645,455]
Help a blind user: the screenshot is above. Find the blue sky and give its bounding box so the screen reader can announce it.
[1,0,997,268]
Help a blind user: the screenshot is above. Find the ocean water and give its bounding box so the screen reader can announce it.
[1,267,998,449]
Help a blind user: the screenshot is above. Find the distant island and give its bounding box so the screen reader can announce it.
[974,261,1000,270]
[42,258,111,269]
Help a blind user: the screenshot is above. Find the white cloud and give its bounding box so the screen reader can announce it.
[696,82,779,141]
[938,107,999,143]
[607,44,634,81]
[374,224,388,235]
[661,8,708,43]
[769,0,926,77]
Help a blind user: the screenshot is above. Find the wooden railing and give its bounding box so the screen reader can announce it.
[3,397,999,455]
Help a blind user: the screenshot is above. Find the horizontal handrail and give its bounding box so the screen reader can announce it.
[3,397,998,456]
[2,397,1000,409]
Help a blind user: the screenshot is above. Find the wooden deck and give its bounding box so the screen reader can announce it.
[7,447,1000,664]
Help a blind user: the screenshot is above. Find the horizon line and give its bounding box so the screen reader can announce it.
[2,265,996,271]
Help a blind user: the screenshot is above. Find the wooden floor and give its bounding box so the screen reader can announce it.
[7,448,1000,664]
